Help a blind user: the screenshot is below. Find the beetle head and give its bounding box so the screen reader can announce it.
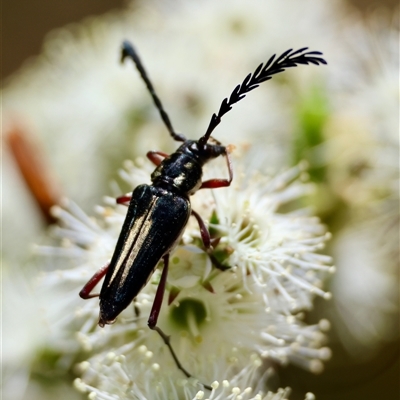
[179,139,226,165]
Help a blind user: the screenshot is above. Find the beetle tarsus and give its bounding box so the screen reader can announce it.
[79,262,109,299]
[116,194,132,205]
[151,325,213,391]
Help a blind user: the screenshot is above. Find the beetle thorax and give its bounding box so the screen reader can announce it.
[151,151,203,195]
[151,140,225,195]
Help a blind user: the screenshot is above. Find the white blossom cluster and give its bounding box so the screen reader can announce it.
[3,0,397,399]
[36,154,332,399]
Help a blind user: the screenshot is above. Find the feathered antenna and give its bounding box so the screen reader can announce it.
[199,48,327,146]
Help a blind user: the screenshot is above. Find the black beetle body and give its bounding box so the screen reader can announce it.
[99,184,190,325]
[98,140,226,326]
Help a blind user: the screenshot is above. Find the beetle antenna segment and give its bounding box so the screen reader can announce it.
[121,40,186,142]
[199,47,327,146]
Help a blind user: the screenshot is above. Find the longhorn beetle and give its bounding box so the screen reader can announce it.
[80,41,326,388]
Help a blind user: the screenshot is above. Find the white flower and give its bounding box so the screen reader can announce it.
[74,352,315,400]
[6,0,385,397]
[36,151,332,399]
[205,163,334,308]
